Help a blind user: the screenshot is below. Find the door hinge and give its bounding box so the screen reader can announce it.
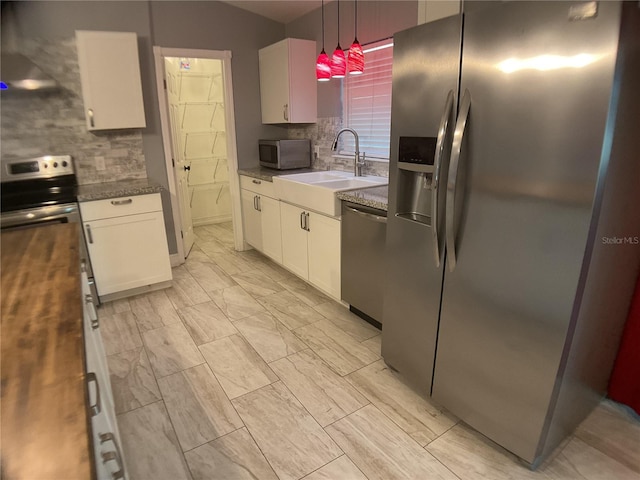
[163,79,167,90]
[180,230,184,238]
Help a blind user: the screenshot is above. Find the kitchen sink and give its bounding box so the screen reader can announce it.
[277,171,352,183]
[273,170,388,217]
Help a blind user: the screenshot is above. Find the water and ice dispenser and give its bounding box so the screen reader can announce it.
[394,136,438,227]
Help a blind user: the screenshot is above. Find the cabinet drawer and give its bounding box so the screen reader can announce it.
[240,175,276,198]
[80,193,162,221]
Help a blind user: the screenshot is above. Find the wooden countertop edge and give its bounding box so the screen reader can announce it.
[1,223,94,480]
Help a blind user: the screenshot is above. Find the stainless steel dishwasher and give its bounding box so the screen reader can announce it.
[341,201,387,328]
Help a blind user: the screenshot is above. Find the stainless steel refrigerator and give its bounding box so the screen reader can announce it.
[382,1,640,468]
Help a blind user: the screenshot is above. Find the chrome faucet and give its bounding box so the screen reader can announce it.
[331,128,365,177]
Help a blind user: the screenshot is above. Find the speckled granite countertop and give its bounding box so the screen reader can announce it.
[338,185,389,212]
[238,166,318,182]
[77,178,163,202]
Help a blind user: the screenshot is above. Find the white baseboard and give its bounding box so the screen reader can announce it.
[98,280,173,304]
[193,215,232,226]
[170,253,184,267]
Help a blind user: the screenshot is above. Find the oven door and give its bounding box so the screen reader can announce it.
[1,203,99,306]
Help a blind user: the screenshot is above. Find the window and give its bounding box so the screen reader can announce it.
[341,39,394,160]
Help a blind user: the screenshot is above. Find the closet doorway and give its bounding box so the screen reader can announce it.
[154,48,243,262]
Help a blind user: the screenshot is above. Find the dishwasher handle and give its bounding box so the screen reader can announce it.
[345,206,387,224]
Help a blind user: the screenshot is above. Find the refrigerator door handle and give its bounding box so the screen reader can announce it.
[432,90,455,267]
[446,88,471,271]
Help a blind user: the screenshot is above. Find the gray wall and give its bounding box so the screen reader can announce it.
[284,1,417,175]
[149,1,285,169]
[2,1,284,255]
[285,0,418,116]
[1,1,416,254]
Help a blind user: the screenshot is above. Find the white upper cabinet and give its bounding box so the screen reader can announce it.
[259,38,317,124]
[76,31,146,130]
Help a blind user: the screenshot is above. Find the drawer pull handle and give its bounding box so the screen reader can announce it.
[252,179,261,185]
[111,199,133,206]
[100,432,126,479]
[88,108,95,128]
[86,372,101,416]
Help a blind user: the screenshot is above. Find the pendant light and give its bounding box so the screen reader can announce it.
[347,0,364,75]
[331,0,346,78]
[316,0,331,81]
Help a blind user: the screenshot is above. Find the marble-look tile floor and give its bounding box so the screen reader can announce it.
[99,222,640,480]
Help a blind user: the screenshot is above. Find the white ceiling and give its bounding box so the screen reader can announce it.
[221,1,324,24]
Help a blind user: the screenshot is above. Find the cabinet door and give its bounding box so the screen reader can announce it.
[287,39,318,123]
[280,202,308,279]
[85,211,172,296]
[259,39,290,123]
[308,212,341,299]
[82,282,114,407]
[76,30,146,130]
[91,409,127,480]
[260,195,282,263]
[241,189,262,250]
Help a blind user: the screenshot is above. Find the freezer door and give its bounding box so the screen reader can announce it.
[382,14,462,396]
[432,1,621,465]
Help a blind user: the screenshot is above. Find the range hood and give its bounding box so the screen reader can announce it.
[1,53,60,92]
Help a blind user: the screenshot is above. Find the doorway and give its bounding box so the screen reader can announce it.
[154,47,243,263]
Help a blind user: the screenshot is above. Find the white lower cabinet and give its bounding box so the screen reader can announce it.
[307,211,341,297]
[240,177,282,263]
[80,193,172,298]
[281,202,341,299]
[281,202,309,279]
[241,189,262,250]
[82,271,127,480]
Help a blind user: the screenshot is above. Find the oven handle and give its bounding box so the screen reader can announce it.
[0,203,80,228]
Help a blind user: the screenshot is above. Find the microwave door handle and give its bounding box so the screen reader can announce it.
[431,90,455,268]
[446,89,471,272]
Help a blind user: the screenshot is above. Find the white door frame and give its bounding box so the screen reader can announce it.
[153,46,245,265]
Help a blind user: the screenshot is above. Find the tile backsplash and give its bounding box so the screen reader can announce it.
[0,37,147,185]
[288,117,389,178]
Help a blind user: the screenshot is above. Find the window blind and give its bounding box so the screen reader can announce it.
[342,39,394,160]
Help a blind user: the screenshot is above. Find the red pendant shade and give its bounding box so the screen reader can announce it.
[316,0,363,80]
[331,45,346,78]
[316,49,331,81]
[348,39,364,75]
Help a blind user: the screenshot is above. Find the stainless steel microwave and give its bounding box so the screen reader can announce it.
[259,139,311,170]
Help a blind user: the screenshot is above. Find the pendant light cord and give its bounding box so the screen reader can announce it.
[321,0,325,50]
[354,0,357,40]
[337,0,340,47]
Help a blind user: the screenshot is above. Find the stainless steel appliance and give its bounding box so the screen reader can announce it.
[383,1,640,468]
[1,155,98,304]
[341,202,387,327]
[259,139,311,170]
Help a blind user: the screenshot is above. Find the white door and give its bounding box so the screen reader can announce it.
[307,212,341,299]
[167,88,195,255]
[260,195,282,263]
[164,57,232,258]
[241,189,262,250]
[280,202,309,279]
[85,212,172,296]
